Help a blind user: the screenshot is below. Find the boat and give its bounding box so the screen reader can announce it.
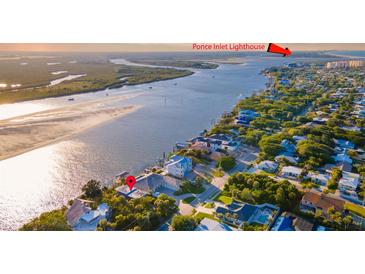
[149,86,153,89]
[68,98,75,101]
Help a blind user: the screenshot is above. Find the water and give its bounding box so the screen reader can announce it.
[330,51,365,58]
[48,74,87,86]
[0,57,285,230]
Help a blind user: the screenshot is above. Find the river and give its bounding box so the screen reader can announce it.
[0,57,286,230]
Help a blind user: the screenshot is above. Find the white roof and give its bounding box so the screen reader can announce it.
[307,172,330,182]
[282,166,303,175]
[80,210,100,223]
[257,160,278,170]
[97,203,110,216]
[195,218,233,231]
[275,155,298,164]
[339,177,360,189]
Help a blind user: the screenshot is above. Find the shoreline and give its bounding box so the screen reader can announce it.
[0,71,196,106]
[0,99,142,161]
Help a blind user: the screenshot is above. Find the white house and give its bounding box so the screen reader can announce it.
[195,218,233,231]
[281,166,303,179]
[164,155,193,178]
[305,172,330,186]
[256,160,279,173]
[339,171,361,192]
[136,173,182,193]
[275,155,299,165]
[67,201,111,231]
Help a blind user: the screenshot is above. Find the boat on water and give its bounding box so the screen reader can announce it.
[68,98,75,101]
[149,86,153,89]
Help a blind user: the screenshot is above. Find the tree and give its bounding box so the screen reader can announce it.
[20,208,71,231]
[171,215,197,231]
[342,215,353,231]
[154,194,178,218]
[82,180,102,199]
[216,156,236,171]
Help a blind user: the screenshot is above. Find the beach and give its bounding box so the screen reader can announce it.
[0,96,141,161]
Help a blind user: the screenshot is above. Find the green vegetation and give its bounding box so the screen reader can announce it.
[242,223,267,231]
[216,156,236,171]
[117,65,193,85]
[81,180,103,200]
[296,140,333,168]
[326,168,341,191]
[0,54,194,104]
[129,59,219,69]
[195,212,218,222]
[98,190,178,231]
[345,202,365,218]
[214,194,233,205]
[182,196,196,204]
[326,207,354,231]
[171,215,197,231]
[20,207,71,231]
[223,173,302,211]
[204,202,215,209]
[174,179,205,196]
[212,168,224,177]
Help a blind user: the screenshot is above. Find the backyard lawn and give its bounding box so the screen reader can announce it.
[195,212,219,222]
[174,181,205,195]
[182,196,196,204]
[345,202,365,218]
[214,194,233,205]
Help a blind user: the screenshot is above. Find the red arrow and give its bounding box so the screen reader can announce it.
[267,43,292,57]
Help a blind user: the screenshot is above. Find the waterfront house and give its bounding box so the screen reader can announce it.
[300,191,345,218]
[209,133,233,143]
[305,171,330,186]
[220,140,240,151]
[235,109,260,125]
[280,166,303,179]
[188,136,221,151]
[164,155,192,179]
[74,203,111,231]
[195,218,233,231]
[256,160,279,173]
[67,200,111,231]
[115,184,148,199]
[136,173,182,193]
[66,199,91,227]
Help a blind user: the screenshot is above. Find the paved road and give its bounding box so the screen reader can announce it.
[191,183,221,206]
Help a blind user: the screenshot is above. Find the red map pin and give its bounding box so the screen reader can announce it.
[125,175,136,191]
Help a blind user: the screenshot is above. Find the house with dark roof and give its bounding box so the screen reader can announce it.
[215,202,279,228]
[271,212,314,231]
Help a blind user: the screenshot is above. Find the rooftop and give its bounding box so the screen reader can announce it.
[195,218,233,231]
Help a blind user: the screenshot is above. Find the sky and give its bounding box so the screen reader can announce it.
[0,43,364,52]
